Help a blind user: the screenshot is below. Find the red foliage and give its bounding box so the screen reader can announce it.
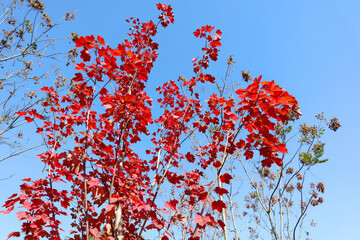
[3,3,299,239]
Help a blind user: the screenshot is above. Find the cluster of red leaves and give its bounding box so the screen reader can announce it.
[2,3,299,240]
[235,77,298,167]
[182,26,222,91]
[156,3,174,28]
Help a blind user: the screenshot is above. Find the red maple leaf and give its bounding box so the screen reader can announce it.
[220,173,232,184]
[194,214,212,227]
[214,187,228,196]
[211,200,226,213]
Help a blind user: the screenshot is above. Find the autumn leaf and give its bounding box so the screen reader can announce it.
[244,150,254,160]
[164,199,179,211]
[211,200,226,213]
[97,35,105,45]
[220,173,232,184]
[217,219,225,230]
[6,232,20,239]
[87,178,100,188]
[214,187,228,196]
[194,214,212,227]
[185,152,196,163]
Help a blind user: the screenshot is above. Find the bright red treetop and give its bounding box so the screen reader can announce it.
[2,3,299,240]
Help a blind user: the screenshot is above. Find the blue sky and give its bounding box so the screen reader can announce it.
[0,0,359,239]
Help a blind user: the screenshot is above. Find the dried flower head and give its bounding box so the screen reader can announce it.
[316,182,325,193]
[286,167,294,174]
[296,173,304,180]
[259,167,271,178]
[296,182,303,191]
[270,196,279,206]
[287,103,302,121]
[54,75,68,88]
[25,90,37,99]
[29,0,45,10]
[241,70,252,82]
[312,190,318,198]
[226,55,236,69]
[178,75,187,82]
[328,117,341,132]
[275,122,286,136]
[269,173,277,180]
[301,201,306,211]
[285,184,294,193]
[65,12,76,21]
[315,113,326,120]
[18,131,24,138]
[299,123,319,143]
[250,192,257,199]
[311,199,319,206]
[310,220,318,227]
[70,33,79,42]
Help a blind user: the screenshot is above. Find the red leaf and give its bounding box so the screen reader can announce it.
[90,228,101,237]
[194,214,212,227]
[88,178,100,188]
[85,35,95,47]
[214,187,228,196]
[7,232,20,239]
[194,29,200,37]
[97,35,105,45]
[16,211,26,220]
[0,206,14,214]
[217,219,225,230]
[223,108,238,121]
[205,25,215,33]
[165,230,173,238]
[276,143,288,154]
[236,140,245,149]
[123,94,135,102]
[244,150,254,160]
[24,116,33,123]
[156,3,167,10]
[72,72,83,82]
[75,36,86,47]
[185,152,195,163]
[167,172,182,184]
[212,160,221,168]
[80,49,91,62]
[209,40,221,48]
[61,200,70,209]
[164,199,179,211]
[220,173,232,184]
[75,62,86,71]
[211,200,226,213]
[7,193,17,199]
[104,204,115,213]
[189,237,200,240]
[16,111,28,116]
[151,219,164,230]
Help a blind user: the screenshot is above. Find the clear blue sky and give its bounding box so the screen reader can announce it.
[1,0,359,239]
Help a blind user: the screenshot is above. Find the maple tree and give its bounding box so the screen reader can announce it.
[0,3,339,240]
